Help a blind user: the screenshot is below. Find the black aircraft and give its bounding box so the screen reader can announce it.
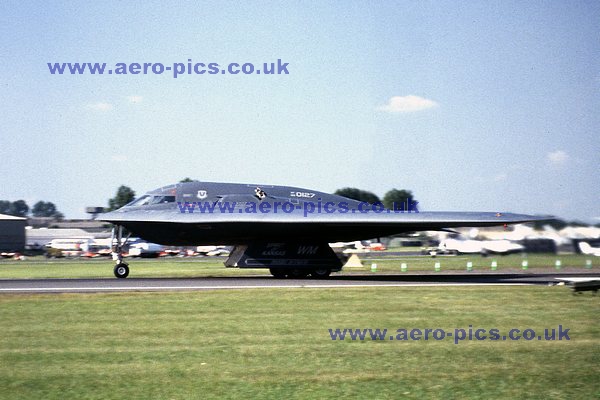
[99,181,546,278]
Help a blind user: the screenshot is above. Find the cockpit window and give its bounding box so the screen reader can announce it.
[150,195,176,204]
[126,195,176,207]
[126,195,151,207]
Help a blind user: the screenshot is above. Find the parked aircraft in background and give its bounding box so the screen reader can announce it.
[128,242,165,258]
[329,240,386,253]
[437,238,524,256]
[196,245,231,256]
[579,242,600,257]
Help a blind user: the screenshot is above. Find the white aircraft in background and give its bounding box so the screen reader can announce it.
[438,238,524,255]
[329,241,386,253]
[128,242,165,258]
[438,239,484,254]
[482,240,525,254]
[196,245,230,256]
[579,242,600,257]
[46,238,92,252]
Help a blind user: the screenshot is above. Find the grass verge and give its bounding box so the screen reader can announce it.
[0,286,598,399]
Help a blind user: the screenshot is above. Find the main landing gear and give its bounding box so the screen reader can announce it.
[268,267,332,279]
[111,225,130,279]
[225,242,342,279]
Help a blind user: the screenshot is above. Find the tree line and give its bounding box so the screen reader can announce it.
[0,200,64,219]
[333,188,416,210]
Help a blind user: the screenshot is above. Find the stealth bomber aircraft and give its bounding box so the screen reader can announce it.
[100,181,546,278]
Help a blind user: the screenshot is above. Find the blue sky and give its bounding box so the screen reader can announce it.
[0,1,598,221]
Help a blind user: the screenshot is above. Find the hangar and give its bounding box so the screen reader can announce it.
[0,213,26,252]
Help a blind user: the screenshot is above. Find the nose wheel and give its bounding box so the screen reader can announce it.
[114,263,129,278]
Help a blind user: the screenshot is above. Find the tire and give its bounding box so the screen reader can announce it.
[311,268,331,279]
[114,263,129,279]
[269,267,287,279]
[287,268,309,279]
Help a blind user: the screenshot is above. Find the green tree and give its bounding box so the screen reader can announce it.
[334,188,381,204]
[568,220,590,227]
[8,200,29,217]
[532,218,567,231]
[180,177,194,183]
[0,200,10,215]
[107,185,136,211]
[31,201,64,219]
[383,189,416,211]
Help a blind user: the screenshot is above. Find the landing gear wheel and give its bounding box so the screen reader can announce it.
[269,268,287,279]
[114,263,129,279]
[287,268,309,279]
[311,268,331,279]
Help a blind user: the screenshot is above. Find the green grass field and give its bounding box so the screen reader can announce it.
[0,253,595,279]
[0,286,598,399]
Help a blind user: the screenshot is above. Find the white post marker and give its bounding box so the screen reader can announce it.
[467,261,473,272]
[371,263,377,272]
[522,260,528,270]
[491,260,498,271]
[400,263,407,272]
[555,260,561,270]
[434,262,441,272]
[586,259,592,269]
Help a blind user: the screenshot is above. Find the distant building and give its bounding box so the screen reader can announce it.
[25,228,99,250]
[0,214,27,252]
[27,217,109,232]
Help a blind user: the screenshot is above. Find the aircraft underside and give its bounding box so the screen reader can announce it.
[110,225,346,279]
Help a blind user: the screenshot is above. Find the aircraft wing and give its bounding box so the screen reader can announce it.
[100,209,546,246]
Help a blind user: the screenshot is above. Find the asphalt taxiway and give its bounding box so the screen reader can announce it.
[1,272,599,293]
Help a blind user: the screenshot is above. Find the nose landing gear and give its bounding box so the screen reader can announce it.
[111,225,130,279]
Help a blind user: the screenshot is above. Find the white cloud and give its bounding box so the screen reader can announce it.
[377,95,438,113]
[127,95,143,103]
[547,150,569,165]
[87,102,113,111]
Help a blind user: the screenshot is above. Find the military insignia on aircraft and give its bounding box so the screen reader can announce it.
[255,187,266,200]
[197,190,208,199]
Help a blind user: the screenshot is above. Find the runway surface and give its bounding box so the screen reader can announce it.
[1,272,599,293]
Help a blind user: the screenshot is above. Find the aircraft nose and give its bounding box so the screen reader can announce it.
[98,209,125,223]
